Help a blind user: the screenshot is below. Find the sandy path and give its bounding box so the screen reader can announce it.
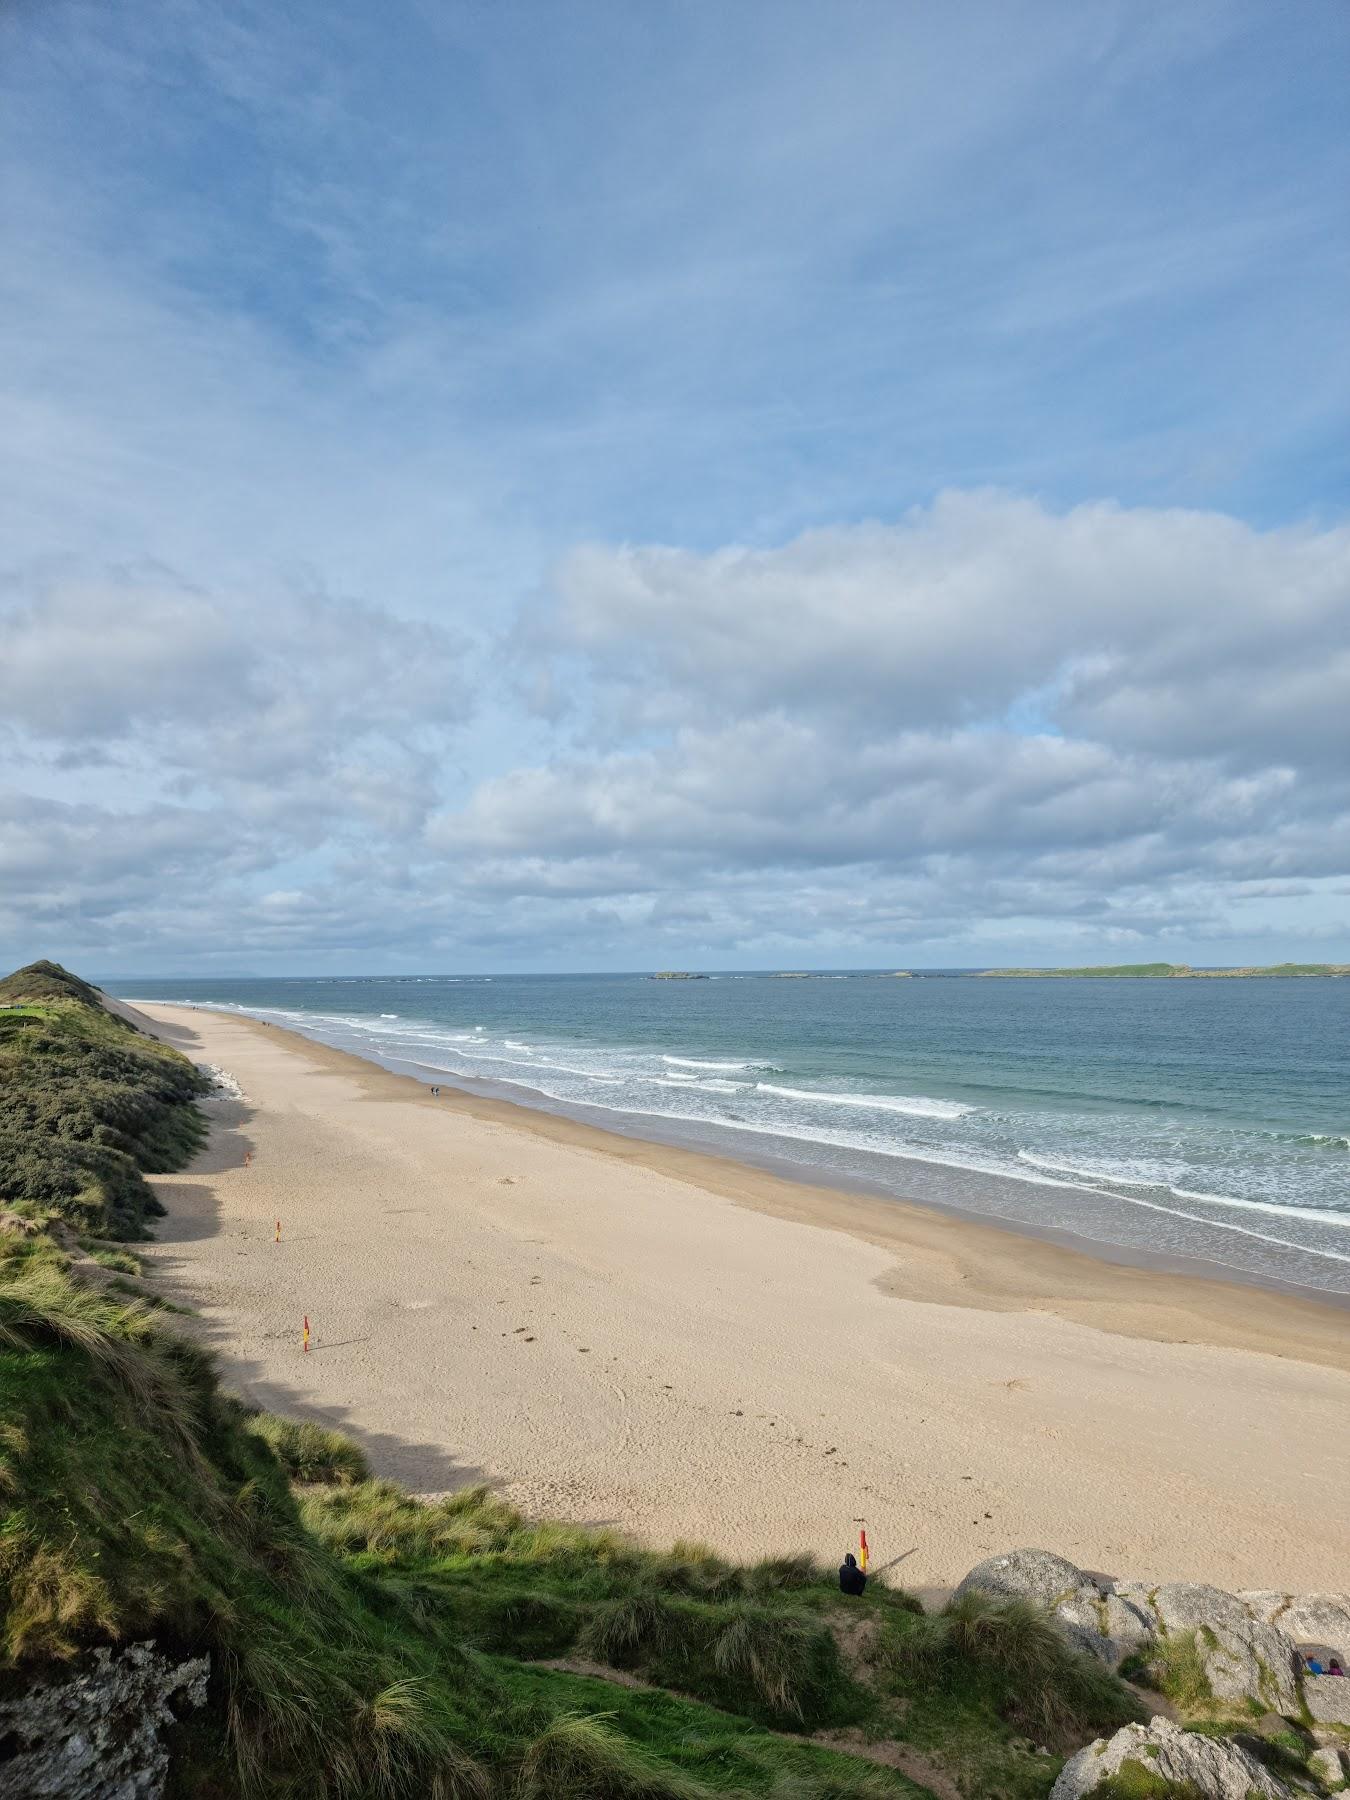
[134,1003,1350,1593]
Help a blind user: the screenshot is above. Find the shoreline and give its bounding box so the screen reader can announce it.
[131,998,1350,1359]
[127,1000,1350,1588]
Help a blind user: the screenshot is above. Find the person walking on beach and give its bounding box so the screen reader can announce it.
[838,1552,867,1597]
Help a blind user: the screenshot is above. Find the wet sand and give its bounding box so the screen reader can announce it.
[131,1000,1350,1591]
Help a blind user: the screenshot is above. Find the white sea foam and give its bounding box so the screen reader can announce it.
[156,997,1350,1291]
[664,1055,752,1071]
[757,1082,974,1120]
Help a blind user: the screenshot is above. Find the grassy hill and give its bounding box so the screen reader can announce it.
[0,961,1193,1798]
[0,960,208,1240]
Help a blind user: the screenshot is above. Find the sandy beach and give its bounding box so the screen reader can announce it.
[130,1001,1350,1595]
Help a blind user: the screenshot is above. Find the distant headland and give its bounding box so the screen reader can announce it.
[977,961,1349,979]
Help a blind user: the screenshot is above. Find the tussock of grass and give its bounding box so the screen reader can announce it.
[746,1552,822,1593]
[582,1588,680,1665]
[512,1711,699,1799]
[302,1477,527,1559]
[84,1243,143,1275]
[247,1413,372,1486]
[1145,1630,1214,1711]
[877,1589,1141,1750]
[712,1604,830,1720]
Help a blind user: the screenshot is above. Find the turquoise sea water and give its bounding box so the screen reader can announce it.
[113,972,1350,1296]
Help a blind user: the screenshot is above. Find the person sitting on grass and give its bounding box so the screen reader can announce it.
[838,1552,867,1596]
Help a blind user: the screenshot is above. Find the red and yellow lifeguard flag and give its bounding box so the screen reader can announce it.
[302,1314,311,1353]
[859,1528,868,1572]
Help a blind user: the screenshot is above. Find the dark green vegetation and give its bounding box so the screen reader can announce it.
[0,961,1150,1797]
[0,960,208,1239]
[977,962,1349,978]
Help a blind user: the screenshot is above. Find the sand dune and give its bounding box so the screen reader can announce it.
[134,1002,1350,1593]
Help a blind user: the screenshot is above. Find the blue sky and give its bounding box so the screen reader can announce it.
[1,0,1347,972]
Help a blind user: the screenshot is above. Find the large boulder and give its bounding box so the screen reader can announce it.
[1239,1590,1350,1655]
[1050,1715,1293,1800]
[0,1642,209,1800]
[954,1549,1153,1667]
[1308,1743,1347,1791]
[1305,1675,1350,1728]
[1147,1583,1301,1713]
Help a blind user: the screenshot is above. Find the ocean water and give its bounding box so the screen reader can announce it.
[114,972,1350,1297]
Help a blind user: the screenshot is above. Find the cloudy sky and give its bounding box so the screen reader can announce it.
[2,1,1347,974]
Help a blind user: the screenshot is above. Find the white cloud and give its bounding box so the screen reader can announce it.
[427,495,1350,958]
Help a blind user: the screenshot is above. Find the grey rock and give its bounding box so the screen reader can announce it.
[954,1549,1152,1667]
[0,1642,209,1800]
[1307,1743,1347,1790]
[1306,1675,1350,1727]
[1239,1591,1350,1656]
[1150,1582,1301,1711]
[1050,1715,1293,1799]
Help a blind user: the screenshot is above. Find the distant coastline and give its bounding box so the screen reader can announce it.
[976,961,1350,979]
[644,962,1349,980]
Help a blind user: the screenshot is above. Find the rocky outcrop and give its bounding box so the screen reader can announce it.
[0,1642,209,1800]
[954,1549,1151,1666]
[1241,1591,1350,1653]
[1049,1715,1293,1800]
[955,1548,1349,1720]
[1147,1582,1301,1712]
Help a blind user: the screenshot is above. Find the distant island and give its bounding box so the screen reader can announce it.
[977,962,1349,979]
[650,970,709,980]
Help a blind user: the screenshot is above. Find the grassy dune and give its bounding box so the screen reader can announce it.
[0,962,1152,1798]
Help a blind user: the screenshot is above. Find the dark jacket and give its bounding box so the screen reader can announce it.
[838,1553,867,1596]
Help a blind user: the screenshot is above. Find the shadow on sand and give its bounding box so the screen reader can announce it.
[139,1021,492,1499]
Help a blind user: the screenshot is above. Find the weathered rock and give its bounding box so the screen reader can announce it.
[954,1549,1152,1666]
[1306,1675,1350,1727]
[1239,1591,1350,1656]
[0,1642,209,1800]
[1149,1582,1301,1712]
[1050,1715,1294,1799]
[1308,1743,1347,1790]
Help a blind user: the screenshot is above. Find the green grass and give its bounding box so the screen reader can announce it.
[978,963,1183,978]
[0,1247,959,1798]
[1,1238,1136,1796]
[246,1413,374,1486]
[1081,1763,1207,1797]
[0,961,208,1240]
[1137,1632,1214,1712]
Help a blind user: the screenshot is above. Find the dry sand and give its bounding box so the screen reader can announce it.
[131,1001,1350,1594]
